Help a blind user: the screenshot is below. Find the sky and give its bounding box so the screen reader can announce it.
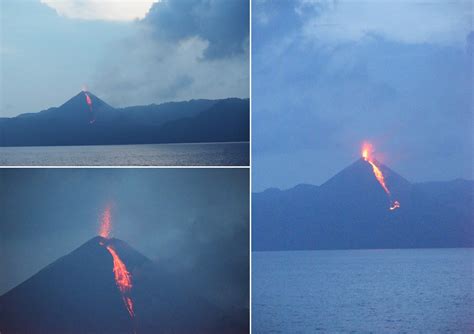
[252,0,473,191]
[0,168,249,311]
[0,0,249,117]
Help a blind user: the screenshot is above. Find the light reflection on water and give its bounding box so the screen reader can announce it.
[0,142,249,166]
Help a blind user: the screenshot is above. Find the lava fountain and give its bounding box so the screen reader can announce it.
[98,204,135,318]
[361,142,400,211]
[99,204,112,239]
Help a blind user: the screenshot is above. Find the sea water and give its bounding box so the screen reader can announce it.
[253,248,473,333]
[0,142,249,166]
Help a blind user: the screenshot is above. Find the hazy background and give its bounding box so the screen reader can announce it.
[0,0,249,117]
[0,168,249,312]
[252,0,473,191]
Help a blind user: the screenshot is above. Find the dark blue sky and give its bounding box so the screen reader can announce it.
[0,168,249,306]
[252,1,472,191]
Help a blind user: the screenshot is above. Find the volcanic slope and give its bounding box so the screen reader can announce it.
[0,236,246,334]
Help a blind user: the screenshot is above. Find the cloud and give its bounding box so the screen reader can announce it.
[92,0,249,106]
[40,0,157,21]
[144,0,249,59]
[300,0,472,46]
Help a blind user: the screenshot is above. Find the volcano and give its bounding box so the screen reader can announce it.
[59,91,114,115]
[253,159,474,251]
[319,158,410,210]
[0,236,248,334]
[0,93,249,146]
[0,236,149,334]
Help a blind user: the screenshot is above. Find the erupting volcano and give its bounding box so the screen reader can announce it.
[0,233,151,334]
[361,142,400,211]
[98,204,135,319]
[0,202,242,333]
[253,144,473,251]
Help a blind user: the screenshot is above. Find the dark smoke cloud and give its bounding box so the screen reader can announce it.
[92,0,249,107]
[144,0,249,59]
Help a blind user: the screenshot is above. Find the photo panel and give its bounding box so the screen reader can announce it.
[0,0,249,166]
[0,168,249,333]
[252,0,473,333]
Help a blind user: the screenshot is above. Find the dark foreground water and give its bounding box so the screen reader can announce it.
[0,142,249,166]
[253,248,473,333]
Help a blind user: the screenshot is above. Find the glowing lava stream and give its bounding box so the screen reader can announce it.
[361,143,400,211]
[106,245,135,318]
[98,204,135,318]
[83,91,95,124]
[85,92,92,107]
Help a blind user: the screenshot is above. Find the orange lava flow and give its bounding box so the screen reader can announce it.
[84,91,96,123]
[99,204,112,238]
[361,142,400,211]
[84,92,93,107]
[366,159,390,195]
[106,245,135,318]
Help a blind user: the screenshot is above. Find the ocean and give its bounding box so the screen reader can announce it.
[0,142,249,166]
[252,248,473,333]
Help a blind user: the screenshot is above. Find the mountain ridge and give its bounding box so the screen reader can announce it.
[0,92,249,146]
[253,159,473,251]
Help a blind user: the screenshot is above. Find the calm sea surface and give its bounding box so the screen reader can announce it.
[0,142,249,166]
[253,248,473,333]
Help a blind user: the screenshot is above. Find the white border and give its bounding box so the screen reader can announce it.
[0,165,249,169]
[248,0,253,331]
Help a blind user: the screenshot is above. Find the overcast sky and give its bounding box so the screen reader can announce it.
[252,0,473,191]
[0,168,249,305]
[0,0,249,117]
